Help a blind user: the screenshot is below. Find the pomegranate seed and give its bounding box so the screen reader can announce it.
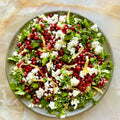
[32,28,36,32]
[30,33,34,38]
[26,89,30,93]
[89,37,92,40]
[92,74,96,78]
[56,26,61,30]
[98,61,102,65]
[77,24,80,27]
[31,57,36,61]
[50,97,53,100]
[49,14,52,17]
[71,26,75,31]
[21,80,24,84]
[41,24,44,28]
[75,65,81,72]
[34,35,39,40]
[17,43,22,48]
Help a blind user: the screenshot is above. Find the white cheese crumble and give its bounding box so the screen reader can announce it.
[97,32,102,37]
[91,41,100,48]
[28,103,34,108]
[55,30,65,39]
[59,15,66,23]
[54,39,66,50]
[94,45,103,55]
[48,101,56,110]
[91,24,98,32]
[57,22,65,28]
[12,51,18,56]
[80,67,98,78]
[60,115,66,119]
[72,90,80,97]
[44,81,49,91]
[71,77,79,86]
[46,62,53,71]
[40,52,49,58]
[36,88,44,99]
[52,69,61,79]
[25,68,39,83]
[52,51,58,58]
[71,99,79,109]
[91,41,103,55]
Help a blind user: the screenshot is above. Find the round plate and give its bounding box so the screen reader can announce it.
[6,11,114,118]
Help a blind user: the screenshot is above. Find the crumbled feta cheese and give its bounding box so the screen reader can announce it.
[57,22,65,28]
[54,39,66,50]
[39,104,42,108]
[68,37,79,48]
[59,15,66,23]
[91,41,100,48]
[80,67,98,78]
[12,51,18,56]
[68,47,75,55]
[94,45,103,55]
[52,69,61,79]
[91,24,98,32]
[26,70,39,84]
[36,88,44,99]
[71,99,79,109]
[79,43,83,47]
[72,90,80,97]
[60,115,66,119]
[54,87,59,94]
[48,101,56,110]
[44,81,49,91]
[46,62,53,71]
[28,103,34,108]
[31,68,38,74]
[71,77,79,86]
[40,52,49,58]
[97,32,102,37]
[27,60,31,64]
[102,70,110,73]
[52,51,58,58]
[55,30,65,39]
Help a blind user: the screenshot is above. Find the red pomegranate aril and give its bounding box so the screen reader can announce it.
[71,26,75,31]
[83,87,86,91]
[31,57,36,61]
[36,99,40,103]
[42,31,45,35]
[41,24,45,28]
[98,61,102,65]
[21,80,24,84]
[30,33,34,38]
[47,44,52,49]
[92,74,96,78]
[56,26,61,30]
[77,24,80,27]
[26,89,30,93]
[75,65,81,72]
[34,35,39,40]
[80,53,83,58]
[50,97,53,100]
[25,86,28,90]
[49,14,52,17]
[74,73,79,78]
[32,28,36,32]
[17,43,22,48]
[32,61,37,65]
[89,37,92,40]
[88,76,91,81]
[89,65,94,68]
[40,43,43,47]
[56,63,62,68]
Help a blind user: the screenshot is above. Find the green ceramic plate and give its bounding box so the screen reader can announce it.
[6,11,114,118]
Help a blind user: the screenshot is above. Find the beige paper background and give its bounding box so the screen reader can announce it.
[0,0,120,120]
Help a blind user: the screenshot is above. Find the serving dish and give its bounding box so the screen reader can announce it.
[6,11,113,118]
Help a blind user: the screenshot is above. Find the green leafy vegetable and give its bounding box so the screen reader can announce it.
[8,56,19,63]
[42,58,48,66]
[64,30,74,41]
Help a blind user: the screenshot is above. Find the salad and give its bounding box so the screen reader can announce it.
[8,11,113,118]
